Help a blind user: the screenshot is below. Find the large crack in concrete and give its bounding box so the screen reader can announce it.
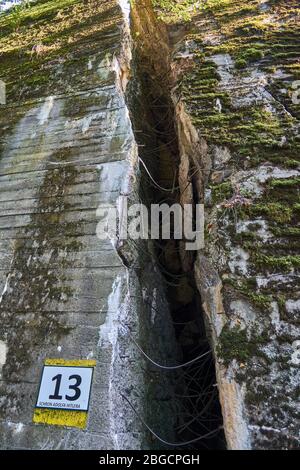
[128,0,225,449]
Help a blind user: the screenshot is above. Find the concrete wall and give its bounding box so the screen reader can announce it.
[0,0,177,449]
[150,0,300,450]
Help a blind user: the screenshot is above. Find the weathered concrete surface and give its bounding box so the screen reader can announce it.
[155,0,300,450]
[130,0,300,450]
[0,0,177,449]
[2,0,299,451]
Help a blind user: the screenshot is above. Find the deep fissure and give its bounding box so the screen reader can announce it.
[128,2,225,449]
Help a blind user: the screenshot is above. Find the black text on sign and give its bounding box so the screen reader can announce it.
[36,366,94,411]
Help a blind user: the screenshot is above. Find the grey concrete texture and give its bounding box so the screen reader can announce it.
[0,0,178,450]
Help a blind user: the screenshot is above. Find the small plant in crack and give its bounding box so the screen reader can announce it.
[217,185,253,227]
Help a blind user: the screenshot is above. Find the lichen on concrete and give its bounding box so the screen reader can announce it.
[149,0,300,450]
[0,0,299,451]
[0,0,178,450]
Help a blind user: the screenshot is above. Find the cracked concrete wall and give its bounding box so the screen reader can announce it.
[0,0,178,449]
[145,0,300,450]
[2,0,299,451]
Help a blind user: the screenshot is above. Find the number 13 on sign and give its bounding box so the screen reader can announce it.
[36,365,94,411]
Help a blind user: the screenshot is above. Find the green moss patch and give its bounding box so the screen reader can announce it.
[255,254,300,272]
[218,324,268,366]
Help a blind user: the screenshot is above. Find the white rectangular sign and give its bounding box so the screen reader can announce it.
[36,366,94,411]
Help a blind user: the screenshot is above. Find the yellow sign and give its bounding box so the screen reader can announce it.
[33,359,96,429]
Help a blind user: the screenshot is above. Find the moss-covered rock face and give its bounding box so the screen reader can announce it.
[149,0,300,450]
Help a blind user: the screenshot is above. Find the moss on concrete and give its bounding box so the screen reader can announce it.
[218,324,269,366]
[0,0,123,102]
